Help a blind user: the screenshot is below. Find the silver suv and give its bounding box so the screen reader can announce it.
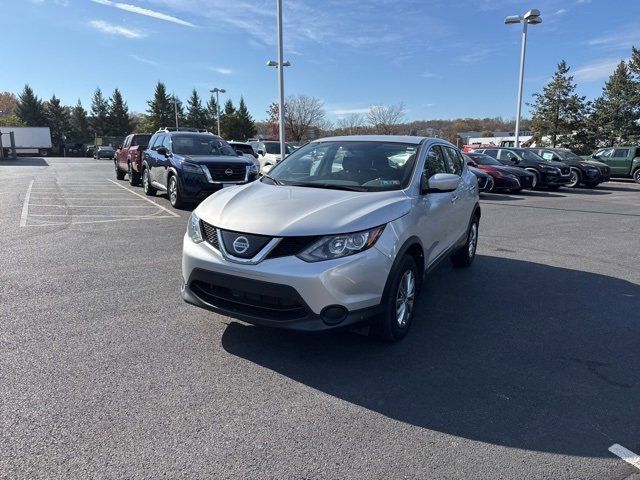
[181,136,480,341]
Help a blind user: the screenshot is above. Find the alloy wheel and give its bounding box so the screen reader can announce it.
[169,177,177,205]
[395,270,415,328]
[568,170,580,188]
[468,222,478,258]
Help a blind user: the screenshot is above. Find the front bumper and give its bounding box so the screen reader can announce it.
[178,171,257,201]
[493,176,521,191]
[181,234,393,331]
[541,172,571,186]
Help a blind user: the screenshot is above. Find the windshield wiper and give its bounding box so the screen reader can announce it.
[289,182,367,192]
[261,173,285,186]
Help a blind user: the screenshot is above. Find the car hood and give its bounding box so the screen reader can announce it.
[196,180,412,237]
[580,160,608,168]
[487,165,531,177]
[181,155,251,165]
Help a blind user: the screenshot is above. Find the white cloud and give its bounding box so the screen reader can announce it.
[88,19,145,38]
[576,0,591,4]
[90,0,195,27]
[588,28,640,50]
[129,54,158,65]
[331,108,371,116]
[555,8,568,15]
[421,72,441,79]
[211,67,233,75]
[573,58,624,82]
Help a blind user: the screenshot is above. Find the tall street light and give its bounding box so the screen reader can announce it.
[172,94,179,130]
[505,9,542,147]
[210,87,226,137]
[267,0,290,161]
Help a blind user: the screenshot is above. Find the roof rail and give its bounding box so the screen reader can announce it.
[156,127,211,133]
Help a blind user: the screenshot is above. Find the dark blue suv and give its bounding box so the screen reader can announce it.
[141,129,258,208]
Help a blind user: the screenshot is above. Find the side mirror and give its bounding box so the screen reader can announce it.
[235,149,244,156]
[421,173,460,194]
[258,149,265,156]
[156,146,168,156]
[466,160,477,167]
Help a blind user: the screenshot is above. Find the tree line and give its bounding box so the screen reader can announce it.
[0,82,258,153]
[528,46,640,153]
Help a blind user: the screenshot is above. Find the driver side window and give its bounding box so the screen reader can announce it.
[162,135,172,152]
[424,146,447,178]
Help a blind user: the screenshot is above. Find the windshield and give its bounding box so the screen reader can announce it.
[469,153,501,166]
[132,135,151,147]
[264,140,420,191]
[264,142,292,155]
[171,135,237,156]
[558,150,582,161]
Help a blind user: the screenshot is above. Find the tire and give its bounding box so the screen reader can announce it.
[142,168,156,196]
[128,162,140,186]
[115,160,125,180]
[634,168,640,184]
[370,255,418,343]
[525,168,540,189]
[168,174,185,208]
[451,215,479,268]
[567,168,581,188]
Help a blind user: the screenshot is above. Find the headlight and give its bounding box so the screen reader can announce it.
[249,164,259,174]
[183,162,203,174]
[297,226,385,262]
[541,166,559,173]
[187,212,204,243]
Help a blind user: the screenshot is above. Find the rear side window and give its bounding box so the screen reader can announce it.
[483,149,498,158]
[132,135,151,147]
[424,145,447,177]
[442,146,463,175]
[613,148,629,158]
[499,150,518,161]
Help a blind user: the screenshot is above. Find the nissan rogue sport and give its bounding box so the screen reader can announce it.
[181,136,481,342]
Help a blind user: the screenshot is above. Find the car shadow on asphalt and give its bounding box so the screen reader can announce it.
[0,157,48,166]
[595,184,639,193]
[220,255,640,458]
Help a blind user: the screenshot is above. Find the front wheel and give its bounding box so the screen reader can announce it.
[370,256,418,343]
[168,174,185,208]
[128,162,140,186]
[634,169,640,184]
[115,161,125,180]
[142,168,157,196]
[525,169,540,190]
[451,216,479,268]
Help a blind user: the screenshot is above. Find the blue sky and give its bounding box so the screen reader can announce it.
[2,0,639,122]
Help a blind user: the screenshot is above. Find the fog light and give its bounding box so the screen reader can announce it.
[321,305,348,325]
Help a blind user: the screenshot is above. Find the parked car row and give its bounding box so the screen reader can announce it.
[114,128,259,208]
[464,146,613,191]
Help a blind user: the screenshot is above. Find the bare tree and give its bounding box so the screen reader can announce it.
[284,95,326,142]
[366,103,406,134]
[336,113,364,135]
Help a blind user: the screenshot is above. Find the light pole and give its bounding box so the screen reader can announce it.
[267,0,291,160]
[505,9,542,147]
[172,94,179,130]
[209,87,226,137]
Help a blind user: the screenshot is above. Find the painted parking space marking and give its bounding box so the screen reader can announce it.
[609,444,640,470]
[22,179,179,226]
[20,180,34,227]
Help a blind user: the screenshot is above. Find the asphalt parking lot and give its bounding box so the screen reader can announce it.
[1,157,639,479]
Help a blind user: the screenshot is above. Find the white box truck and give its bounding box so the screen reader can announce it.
[0,127,52,156]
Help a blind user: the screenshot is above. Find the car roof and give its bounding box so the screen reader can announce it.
[228,141,250,145]
[313,135,446,146]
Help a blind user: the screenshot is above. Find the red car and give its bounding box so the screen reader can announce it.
[114,133,152,186]
[464,152,535,192]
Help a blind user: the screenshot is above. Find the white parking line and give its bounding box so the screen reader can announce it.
[25,217,175,227]
[20,180,33,227]
[29,204,160,208]
[609,444,640,470]
[106,179,180,217]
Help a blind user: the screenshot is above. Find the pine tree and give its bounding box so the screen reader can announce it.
[70,100,91,142]
[16,84,47,126]
[45,95,71,154]
[107,88,131,136]
[236,96,257,140]
[220,99,242,139]
[592,60,640,146]
[90,87,109,136]
[529,60,588,147]
[185,89,208,129]
[146,82,174,131]
[205,94,219,133]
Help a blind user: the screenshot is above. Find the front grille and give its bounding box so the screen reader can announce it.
[268,236,322,259]
[190,272,309,321]
[207,164,246,181]
[201,220,219,250]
